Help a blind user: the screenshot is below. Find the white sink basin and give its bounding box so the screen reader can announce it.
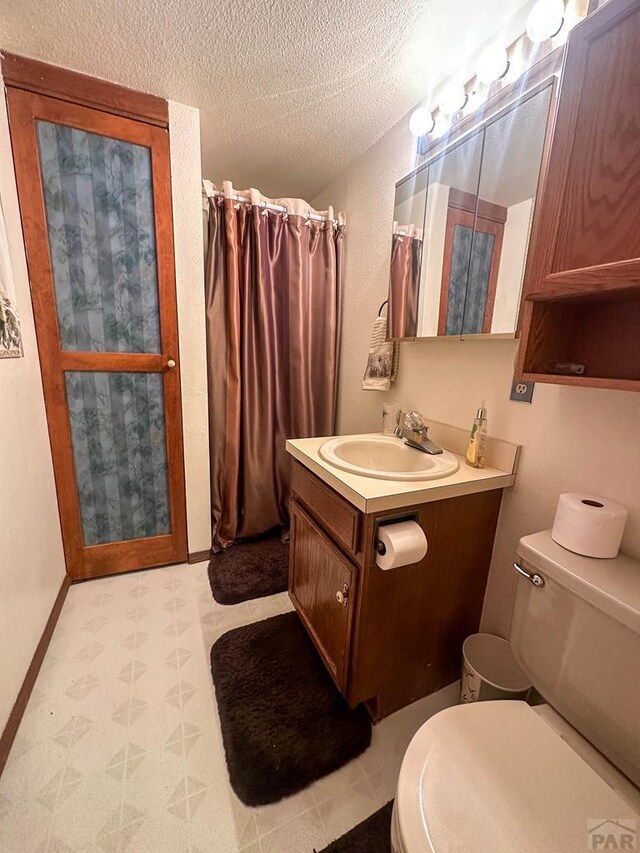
[318,435,460,481]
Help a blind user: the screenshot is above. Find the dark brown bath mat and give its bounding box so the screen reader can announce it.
[210,611,372,806]
[318,801,394,853]
[208,531,289,604]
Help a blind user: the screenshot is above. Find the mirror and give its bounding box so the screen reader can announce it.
[463,83,553,336]
[418,130,484,337]
[388,168,427,338]
[387,80,554,340]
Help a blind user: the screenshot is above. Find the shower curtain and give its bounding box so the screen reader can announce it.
[388,224,422,339]
[205,182,344,550]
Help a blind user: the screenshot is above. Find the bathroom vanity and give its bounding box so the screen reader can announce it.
[286,423,519,721]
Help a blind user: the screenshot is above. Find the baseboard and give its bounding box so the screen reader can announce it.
[0,574,70,777]
[188,549,211,564]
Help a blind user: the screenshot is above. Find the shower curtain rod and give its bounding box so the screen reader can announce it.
[202,180,334,224]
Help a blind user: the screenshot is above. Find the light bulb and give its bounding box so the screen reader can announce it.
[476,44,510,85]
[527,0,565,42]
[409,107,435,138]
[433,113,451,138]
[438,82,468,116]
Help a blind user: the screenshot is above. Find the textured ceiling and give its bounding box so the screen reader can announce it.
[1,0,533,199]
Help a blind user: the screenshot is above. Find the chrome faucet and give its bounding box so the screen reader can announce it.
[396,411,443,455]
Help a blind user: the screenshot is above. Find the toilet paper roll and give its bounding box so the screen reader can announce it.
[551,493,628,559]
[376,520,427,570]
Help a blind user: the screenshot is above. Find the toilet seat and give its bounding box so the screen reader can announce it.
[394,701,639,853]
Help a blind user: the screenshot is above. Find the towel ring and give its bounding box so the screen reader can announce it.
[378,299,389,317]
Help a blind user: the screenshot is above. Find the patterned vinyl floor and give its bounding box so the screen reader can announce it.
[0,560,457,852]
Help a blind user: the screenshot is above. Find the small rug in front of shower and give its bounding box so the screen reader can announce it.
[210,611,372,806]
[208,530,289,605]
[317,801,394,853]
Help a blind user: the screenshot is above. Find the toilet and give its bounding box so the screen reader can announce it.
[392,530,640,852]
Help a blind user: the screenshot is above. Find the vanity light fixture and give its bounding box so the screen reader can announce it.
[476,44,510,85]
[526,0,565,43]
[409,106,436,137]
[438,81,468,116]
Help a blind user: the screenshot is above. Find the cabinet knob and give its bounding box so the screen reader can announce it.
[335,583,349,606]
[166,358,176,369]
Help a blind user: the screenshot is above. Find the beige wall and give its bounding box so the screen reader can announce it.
[491,197,533,334]
[0,79,67,732]
[419,182,448,337]
[168,101,211,555]
[313,117,417,433]
[313,109,640,639]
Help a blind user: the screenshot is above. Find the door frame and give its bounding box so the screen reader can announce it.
[438,189,507,335]
[4,68,188,580]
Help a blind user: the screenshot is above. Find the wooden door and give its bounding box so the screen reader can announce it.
[438,190,506,335]
[536,0,640,288]
[6,87,187,579]
[289,501,357,692]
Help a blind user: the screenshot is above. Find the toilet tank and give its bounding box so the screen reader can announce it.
[510,531,640,788]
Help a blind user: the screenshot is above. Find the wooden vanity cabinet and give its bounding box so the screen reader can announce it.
[289,502,359,691]
[288,460,503,722]
[517,0,640,391]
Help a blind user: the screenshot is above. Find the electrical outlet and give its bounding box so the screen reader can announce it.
[510,377,535,403]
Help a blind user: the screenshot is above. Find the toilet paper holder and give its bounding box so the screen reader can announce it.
[375,513,419,556]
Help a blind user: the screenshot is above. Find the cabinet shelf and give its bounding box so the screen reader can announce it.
[522,373,640,392]
[527,261,640,305]
[521,297,640,389]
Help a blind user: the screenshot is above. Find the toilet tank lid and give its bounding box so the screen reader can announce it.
[518,531,640,635]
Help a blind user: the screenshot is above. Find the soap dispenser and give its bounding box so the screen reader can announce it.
[466,405,487,469]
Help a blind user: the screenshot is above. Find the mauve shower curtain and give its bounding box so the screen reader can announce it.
[205,185,344,550]
[388,228,422,338]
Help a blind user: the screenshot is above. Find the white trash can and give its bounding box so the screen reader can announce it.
[460,633,531,703]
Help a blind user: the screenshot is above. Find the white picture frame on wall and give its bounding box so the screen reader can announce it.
[0,196,23,358]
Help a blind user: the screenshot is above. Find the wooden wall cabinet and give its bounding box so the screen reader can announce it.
[288,460,503,721]
[517,0,640,391]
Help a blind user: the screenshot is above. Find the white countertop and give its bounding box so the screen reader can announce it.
[286,432,517,513]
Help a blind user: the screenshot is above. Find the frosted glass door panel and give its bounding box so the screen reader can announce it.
[36,121,161,353]
[65,371,170,546]
[462,230,496,335]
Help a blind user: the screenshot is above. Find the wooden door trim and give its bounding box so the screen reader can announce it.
[7,88,158,145]
[82,535,180,579]
[150,122,189,572]
[478,215,505,334]
[7,86,85,574]
[447,188,507,224]
[1,51,168,128]
[6,86,187,579]
[59,352,166,372]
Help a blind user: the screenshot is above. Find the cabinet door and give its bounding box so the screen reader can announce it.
[526,0,640,295]
[289,501,357,692]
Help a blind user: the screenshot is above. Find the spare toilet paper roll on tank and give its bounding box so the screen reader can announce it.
[551,493,628,559]
[376,520,428,570]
